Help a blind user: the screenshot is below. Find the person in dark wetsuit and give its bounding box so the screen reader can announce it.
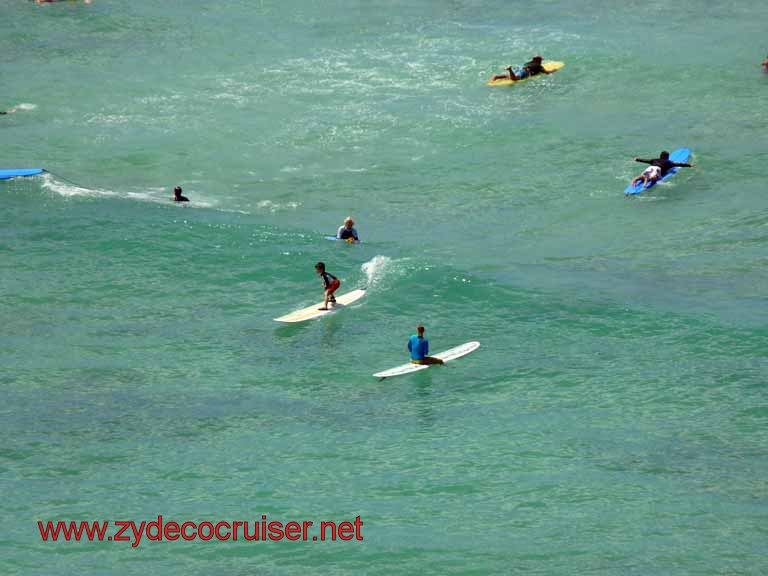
[631,151,693,187]
[523,56,549,76]
[173,186,189,202]
[491,55,552,82]
[336,216,359,243]
[315,262,341,310]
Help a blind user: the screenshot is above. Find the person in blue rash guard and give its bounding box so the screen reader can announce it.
[407,325,444,366]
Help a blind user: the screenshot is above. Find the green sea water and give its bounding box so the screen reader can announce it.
[2,1,768,574]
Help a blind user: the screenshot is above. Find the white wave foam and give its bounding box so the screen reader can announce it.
[7,103,36,113]
[256,200,300,212]
[362,255,395,288]
[41,172,115,198]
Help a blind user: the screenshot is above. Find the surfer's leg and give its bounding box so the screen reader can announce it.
[422,356,444,365]
[328,279,340,304]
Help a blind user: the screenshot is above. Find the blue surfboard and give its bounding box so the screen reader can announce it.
[624,148,691,195]
[324,235,361,243]
[0,168,44,180]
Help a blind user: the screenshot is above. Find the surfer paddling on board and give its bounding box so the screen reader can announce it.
[408,325,444,366]
[336,216,359,243]
[173,186,189,202]
[630,151,693,188]
[490,55,552,82]
[315,262,340,310]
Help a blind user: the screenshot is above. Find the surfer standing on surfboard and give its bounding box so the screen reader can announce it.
[408,325,444,366]
[315,262,340,310]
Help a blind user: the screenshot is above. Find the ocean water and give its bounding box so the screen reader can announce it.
[2,1,767,574]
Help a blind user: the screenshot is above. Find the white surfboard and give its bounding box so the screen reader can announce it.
[274,288,366,323]
[373,341,480,379]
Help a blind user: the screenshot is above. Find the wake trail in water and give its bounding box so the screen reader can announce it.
[39,172,219,208]
[5,103,36,113]
[36,173,304,216]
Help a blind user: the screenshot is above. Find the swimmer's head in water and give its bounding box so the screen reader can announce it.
[344,216,354,227]
[174,186,182,195]
[532,55,543,62]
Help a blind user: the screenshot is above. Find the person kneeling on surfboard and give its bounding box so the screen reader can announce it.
[315,262,340,310]
[631,151,693,187]
[337,217,359,243]
[408,325,444,366]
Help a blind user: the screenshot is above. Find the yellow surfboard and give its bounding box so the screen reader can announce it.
[487,61,565,86]
[274,288,367,323]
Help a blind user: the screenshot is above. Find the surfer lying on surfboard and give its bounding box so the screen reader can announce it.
[630,151,693,188]
[336,216,359,243]
[490,55,552,82]
[408,325,444,366]
[315,262,340,310]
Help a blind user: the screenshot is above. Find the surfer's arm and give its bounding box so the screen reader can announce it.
[672,162,693,168]
[634,158,653,164]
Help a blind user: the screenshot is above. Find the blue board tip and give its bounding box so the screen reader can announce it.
[0,168,45,180]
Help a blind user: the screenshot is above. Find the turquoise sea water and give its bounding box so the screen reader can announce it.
[2,1,768,573]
